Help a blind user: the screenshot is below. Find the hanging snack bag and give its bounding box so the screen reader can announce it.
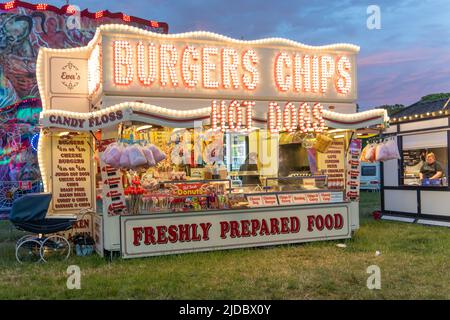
[385,138,400,160]
[119,146,131,168]
[142,146,156,166]
[375,142,389,161]
[101,142,122,168]
[364,144,376,162]
[149,144,166,163]
[128,144,148,168]
[360,144,369,162]
[313,134,333,153]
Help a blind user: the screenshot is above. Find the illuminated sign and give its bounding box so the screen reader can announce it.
[90,26,358,102]
[211,100,324,134]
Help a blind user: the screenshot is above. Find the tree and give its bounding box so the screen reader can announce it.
[420,93,450,102]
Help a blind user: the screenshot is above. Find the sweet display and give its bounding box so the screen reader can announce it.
[101,142,166,169]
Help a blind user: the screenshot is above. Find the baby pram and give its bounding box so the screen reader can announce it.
[9,193,76,263]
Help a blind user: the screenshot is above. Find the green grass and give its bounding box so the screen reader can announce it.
[0,192,449,299]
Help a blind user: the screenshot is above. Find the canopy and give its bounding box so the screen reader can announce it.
[40,102,389,131]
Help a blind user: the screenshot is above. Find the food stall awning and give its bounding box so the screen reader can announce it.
[40,102,389,131]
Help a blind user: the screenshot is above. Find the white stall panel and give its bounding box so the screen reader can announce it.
[420,191,450,217]
[384,189,417,213]
[400,118,448,132]
[382,136,399,187]
[384,125,398,134]
[402,131,447,149]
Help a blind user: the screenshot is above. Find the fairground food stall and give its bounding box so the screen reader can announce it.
[381,98,450,227]
[35,24,388,258]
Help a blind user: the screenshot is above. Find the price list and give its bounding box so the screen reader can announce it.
[51,135,92,212]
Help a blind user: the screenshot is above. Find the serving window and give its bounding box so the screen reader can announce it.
[401,132,448,186]
[92,122,353,214]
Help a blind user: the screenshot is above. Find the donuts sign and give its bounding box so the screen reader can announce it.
[98,27,358,102]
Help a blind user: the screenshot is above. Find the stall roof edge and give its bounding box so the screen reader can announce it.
[391,97,450,119]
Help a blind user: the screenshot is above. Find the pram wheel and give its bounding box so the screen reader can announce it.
[16,239,42,264]
[17,234,35,246]
[40,235,71,262]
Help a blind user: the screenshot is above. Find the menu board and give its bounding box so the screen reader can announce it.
[247,195,279,207]
[403,150,422,167]
[317,138,345,189]
[97,139,128,216]
[276,191,344,206]
[51,134,93,212]
[345,139,362,201]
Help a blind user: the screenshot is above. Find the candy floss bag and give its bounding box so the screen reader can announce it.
[142,145,156,166]
[128,144,148,168]
[149,144,166,163]
[102,142,122,168]
[119,144,131,168]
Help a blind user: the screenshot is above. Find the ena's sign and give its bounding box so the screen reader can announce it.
[96,26,358,102]
[120,204,350,258]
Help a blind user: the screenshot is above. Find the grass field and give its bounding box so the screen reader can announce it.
[0,192,449,299]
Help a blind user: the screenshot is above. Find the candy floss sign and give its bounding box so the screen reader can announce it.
[120,205,350,258]
[96,26,358,102]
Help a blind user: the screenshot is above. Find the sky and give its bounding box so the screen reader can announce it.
[44,0,450,110]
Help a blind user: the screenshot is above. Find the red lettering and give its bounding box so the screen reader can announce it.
[191,224,201,241]
[270,218,280,235]
[251,219,260,236]
[290,216,300,233]
[260,219,270,236]
[307,215,315,232]
[316,215,324,231]
[241,220,250,237]
[200,223,212,241]
[280,217,290,234]
[325,215,334,230]
[334,213,344,229]
[178,224,191,242]
[168,225,178,243]
[156,225,168,244]
[144,226,155,245]
[133,227,143,246]
[230,221,240,238]
[220,221,230,239]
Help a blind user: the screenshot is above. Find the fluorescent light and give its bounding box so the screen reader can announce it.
[58,132,70,137]
[327,129,347,134]
[136,125,153,131]
[334,134,345,138]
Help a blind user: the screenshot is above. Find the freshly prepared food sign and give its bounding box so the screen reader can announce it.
[121,205,350,258]
[96,26,358,102]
